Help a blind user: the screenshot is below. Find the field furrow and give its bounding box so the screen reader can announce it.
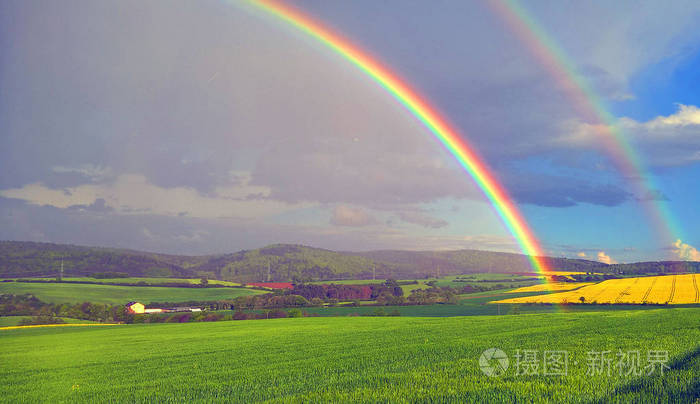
[671,274,697,304]
[614,277,640,303]
[693,274,699,303]
[645,276,675,304]
[616,277,655,304]
[641,277,657,303]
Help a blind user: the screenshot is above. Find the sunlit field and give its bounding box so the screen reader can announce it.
[1,309,698,403]
[493,274,700,305]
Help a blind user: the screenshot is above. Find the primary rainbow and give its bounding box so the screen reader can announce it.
[243,0,551,274]
[487,0,682,250]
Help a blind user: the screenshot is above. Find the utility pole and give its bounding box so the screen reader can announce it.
[373,264,376,280]
[266,261,271,282]
[57,258,64,282]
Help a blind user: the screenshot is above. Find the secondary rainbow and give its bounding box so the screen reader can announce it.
[487,0,682,250]
[243,0,551,274]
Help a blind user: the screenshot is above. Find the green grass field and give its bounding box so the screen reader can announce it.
[20,277,245,287]
[1,308,698,402]
[0,282,263,305]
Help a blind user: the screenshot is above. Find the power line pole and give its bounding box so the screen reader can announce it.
[58,258,64,282]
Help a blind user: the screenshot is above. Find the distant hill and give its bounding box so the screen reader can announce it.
[348,249,602,277]
[0,241,697,282]
[0,241,200,278]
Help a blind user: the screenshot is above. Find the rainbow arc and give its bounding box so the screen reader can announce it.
[244,0,552,274]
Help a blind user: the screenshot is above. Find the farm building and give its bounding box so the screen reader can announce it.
[125,301,145,314]
[125,301,202,314]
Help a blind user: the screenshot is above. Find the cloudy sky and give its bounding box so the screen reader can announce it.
[1,0,699,262]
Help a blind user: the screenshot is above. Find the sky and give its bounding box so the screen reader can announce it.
[1,0,699,262]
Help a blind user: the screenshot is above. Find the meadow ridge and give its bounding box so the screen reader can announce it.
[493,274,700,305]
[0,281,263,305]
[1,309,698,403]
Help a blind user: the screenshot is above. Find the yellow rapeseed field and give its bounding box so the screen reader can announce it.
[493,274,699,305]
[671,274,698,304]
[506,282,594,293]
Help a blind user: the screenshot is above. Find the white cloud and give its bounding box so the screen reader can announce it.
[0,174,309,219]
[672,239,700,261]
[577,252,587,258]
[560,104,700,167]
[330,205,376,227]
[597,251,617,264]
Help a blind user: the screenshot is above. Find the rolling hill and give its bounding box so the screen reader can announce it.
[1,240,697,282]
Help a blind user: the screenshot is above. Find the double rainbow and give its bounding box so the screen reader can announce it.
[244,0,551,274]
[488,0,681,250]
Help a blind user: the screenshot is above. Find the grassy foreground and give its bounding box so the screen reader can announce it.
[1,309,698,403]
[0,282,262,305]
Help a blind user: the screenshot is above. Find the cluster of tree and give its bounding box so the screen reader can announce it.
[147,294,310,311]
[405,287,459,305]
[291,280,404,301]
[458,284,505,294]
[452,277,540,283]
[0,294,132,323]
[568,273,621,282]
[349,285,461,306]
[17,315,66,326]
[603,261,700,275]
[133,308,310,323]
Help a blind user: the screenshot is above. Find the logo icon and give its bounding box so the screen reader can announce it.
[479,348,509,376]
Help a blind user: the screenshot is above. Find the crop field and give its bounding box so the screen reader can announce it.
[506,282,594,293]
[17,277,244,287]
[493,274,700,305]
[0,282,263,305]
[1,308,698,403]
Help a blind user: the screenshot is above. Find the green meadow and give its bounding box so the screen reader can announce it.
[25,277,245,287]
[1,308,698,403]
[0,282,263,305]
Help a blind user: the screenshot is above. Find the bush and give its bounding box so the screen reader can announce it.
[233,311,248,321]
[268,309,288,319]
[287,308,303,318]
[372,308,386,316]
[18,315,65,326]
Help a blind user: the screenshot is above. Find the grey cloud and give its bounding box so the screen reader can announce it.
[502,171,632,207]
[396,210,448,229]
[0,197,513,254]
[67,198,113,213]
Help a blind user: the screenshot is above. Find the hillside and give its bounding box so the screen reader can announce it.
[349,249,602,276]
[1,240,696,282]
[0,241,200,278]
